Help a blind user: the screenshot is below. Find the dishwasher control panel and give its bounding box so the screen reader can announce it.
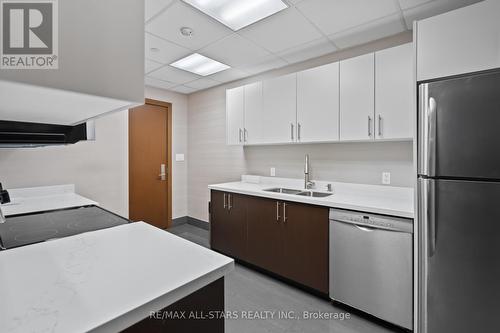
[329,209,413,233]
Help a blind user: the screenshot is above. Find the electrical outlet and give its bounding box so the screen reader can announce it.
[270,167,276,177]
[382,172,391,185]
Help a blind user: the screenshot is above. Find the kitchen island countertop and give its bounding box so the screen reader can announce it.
[0,222,234,333]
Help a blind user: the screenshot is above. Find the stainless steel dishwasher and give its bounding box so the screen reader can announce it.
[329,209,413,330]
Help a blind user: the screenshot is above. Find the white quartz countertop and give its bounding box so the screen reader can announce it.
[1,184,97,216]
[209,176,414,218]
[0,222,234,333]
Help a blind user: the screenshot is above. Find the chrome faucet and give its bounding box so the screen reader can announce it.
[304,154,315,189]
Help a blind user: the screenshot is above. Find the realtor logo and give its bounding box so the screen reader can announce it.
[0,0,58,69]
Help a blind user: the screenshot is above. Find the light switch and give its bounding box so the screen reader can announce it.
[176,154,185,162]
[270,167,276,177]
[382,172,391,185]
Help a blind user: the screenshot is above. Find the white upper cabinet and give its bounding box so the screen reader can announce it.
[261,74,297,144]
[243,82,263,145]
[297,63,340,143]
[340,53,375,141]
[375,43,413,140]
[226,86,245,146]
[416,0,500,81]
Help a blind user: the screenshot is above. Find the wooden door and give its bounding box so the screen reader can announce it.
[129,101,171,229]
[210,191,247,260]
[226,86,245,146]
[375,43,413,140]
[340,53,375,141]
[297,62,340,143]
[246,196,285,276]
[282,202,329,293]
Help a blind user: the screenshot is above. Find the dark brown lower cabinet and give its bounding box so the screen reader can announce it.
[281,202,329,294]
[210,190,329,294]
[123,278,224,333]
[210,191,247,261]
[246,196,286,276]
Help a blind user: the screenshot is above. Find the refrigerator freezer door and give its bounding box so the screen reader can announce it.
[418,71,500,179]
[419,178,500,333]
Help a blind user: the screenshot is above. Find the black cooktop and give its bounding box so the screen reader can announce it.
[0,205,129,250]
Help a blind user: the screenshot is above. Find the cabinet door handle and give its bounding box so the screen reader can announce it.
[228,194,232,211]
[291,123,294,141]
[223,193,227,209]
[283,202,288,222]
[298,123,301,141]
[276,201,281,222]
[244,128,248,142]
[378,115,383,137]
[368,116,372,137]
[239,128,243,143]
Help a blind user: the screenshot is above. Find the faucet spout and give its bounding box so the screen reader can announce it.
[304,154,315,189]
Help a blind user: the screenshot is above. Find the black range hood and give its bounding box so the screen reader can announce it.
[0,120,95,148]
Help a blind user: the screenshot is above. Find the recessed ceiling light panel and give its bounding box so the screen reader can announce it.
[182,0,288,31]
[170,53,230,76]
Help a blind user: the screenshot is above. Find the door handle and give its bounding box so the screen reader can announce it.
[355,225,375,232]
[239,128,242,143]
[427,97,437,176]
[276,201,281,222]
[378,115,382,137]
[368,116,372,137]
[283,202,288,222]
[223,193,227,209]
[298,123,301,141]
[290,123,294,141]
[244,128,248,142]
[228,194,232,211]
[158,164,167,181]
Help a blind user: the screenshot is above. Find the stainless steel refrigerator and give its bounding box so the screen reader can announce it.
[418,70,500,333]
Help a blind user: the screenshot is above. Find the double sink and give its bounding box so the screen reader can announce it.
[263,187,333,198]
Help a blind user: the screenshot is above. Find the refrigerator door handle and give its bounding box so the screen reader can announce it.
[427,180,436,257]
[418,84,437,176]
[420,178,437,258]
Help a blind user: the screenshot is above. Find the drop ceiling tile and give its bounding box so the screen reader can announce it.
[149,66,201,84]
[146,1,233,51]
[145,32,191,64]
[184,78,220,90]
[239,7,323,53]
[398,0,433,10]
[330,13,406,49]
[277,37,337,64]
[145,59,164,74]
[169,85,197,94]
[145,0,174,21]
[241,55,288,75]
[402,0,483,29]
[296,0,400,36]
[209,68,250,83]
[145,77,177,90]
[200,33,272,68]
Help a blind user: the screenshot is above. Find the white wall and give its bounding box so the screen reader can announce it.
[0,87,189,220]
[145,87,188,219]
[0,111,129,216]
[187,32,415,223]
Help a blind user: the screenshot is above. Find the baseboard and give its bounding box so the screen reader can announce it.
[171,216,188,227]
[187,217,209,230]
[171,216,209,230]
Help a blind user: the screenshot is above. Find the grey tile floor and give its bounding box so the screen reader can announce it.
[168,223,404,333]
